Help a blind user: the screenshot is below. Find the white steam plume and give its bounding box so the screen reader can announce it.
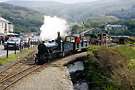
[40,16,69,41]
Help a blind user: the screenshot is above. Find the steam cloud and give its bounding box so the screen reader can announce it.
[40,16,69,41]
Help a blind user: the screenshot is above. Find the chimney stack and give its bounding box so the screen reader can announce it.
[57,32,60,38]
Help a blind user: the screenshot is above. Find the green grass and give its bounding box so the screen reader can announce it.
[112,46,135,69]
[0,54,17,65]
[89,45,135,61]
[114,46,135,60]
[109,45,135,70]
[0,48,36,65]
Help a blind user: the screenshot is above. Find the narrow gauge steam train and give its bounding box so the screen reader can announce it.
[35,32,90,65]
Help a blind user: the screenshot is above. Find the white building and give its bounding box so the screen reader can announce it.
[105,24,128,31]
[0,17,14,34]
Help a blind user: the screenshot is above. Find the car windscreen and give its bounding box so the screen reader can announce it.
[8,38,20,42]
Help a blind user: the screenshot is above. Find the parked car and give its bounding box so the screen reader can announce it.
[31,36,40,45]
[22,37,30,48]
[4,37,24,50]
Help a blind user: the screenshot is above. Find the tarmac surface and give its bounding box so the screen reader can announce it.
[0,45,19,57]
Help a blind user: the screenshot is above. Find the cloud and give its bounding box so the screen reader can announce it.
[0,0,9,2]
[2,0,98,3]
[50,0,98,3]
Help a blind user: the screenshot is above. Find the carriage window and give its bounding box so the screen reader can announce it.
[65,37,75,42]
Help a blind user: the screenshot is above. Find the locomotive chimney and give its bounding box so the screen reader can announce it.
[57,32,60,38]
[56,32,62,50]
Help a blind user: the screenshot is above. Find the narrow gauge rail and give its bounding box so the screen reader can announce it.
[0,56,44,90]
[0,60,31,81]
[0,60,24,75]
[0,48,36,75]
[0,55,35,77]
[0,64,43,90]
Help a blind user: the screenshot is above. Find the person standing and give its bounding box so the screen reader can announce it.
[75,36,80,48]
[56,32,62,50]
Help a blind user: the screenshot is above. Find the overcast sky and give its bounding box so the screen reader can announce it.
[0,0,99,3]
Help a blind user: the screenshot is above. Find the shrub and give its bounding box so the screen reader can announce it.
[85,46,135,90]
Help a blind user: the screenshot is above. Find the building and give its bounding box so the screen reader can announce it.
[80,28,111,45]
[0,17,14,34]
[105,24,128,31]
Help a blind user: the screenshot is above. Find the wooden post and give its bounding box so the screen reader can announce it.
[14,42,16,54]
[20,41,22,52]
[6,43,9,58]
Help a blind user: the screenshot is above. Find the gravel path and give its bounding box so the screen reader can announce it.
[6,52,87,90]
[8,66,74,90]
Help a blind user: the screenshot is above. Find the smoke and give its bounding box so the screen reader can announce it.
[40,16,69,41]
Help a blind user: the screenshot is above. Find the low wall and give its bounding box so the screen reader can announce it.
[50,52,88,67]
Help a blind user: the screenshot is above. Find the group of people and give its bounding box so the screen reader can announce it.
[0,35,14,44]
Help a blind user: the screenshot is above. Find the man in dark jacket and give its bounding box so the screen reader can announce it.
[56,32,62,50]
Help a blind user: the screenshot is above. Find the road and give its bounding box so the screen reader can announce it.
[0,45,17,57]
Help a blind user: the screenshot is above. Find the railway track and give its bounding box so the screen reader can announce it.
[0,59,44,90]
[0,61,30,81]
[0,65,42,90]
[0,48,87,90]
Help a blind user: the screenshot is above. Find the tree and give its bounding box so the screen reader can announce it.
[71,24,82,34]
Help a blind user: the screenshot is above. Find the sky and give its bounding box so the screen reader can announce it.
[0,0,99,3]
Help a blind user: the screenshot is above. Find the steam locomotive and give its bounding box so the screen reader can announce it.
[35,32,90,65]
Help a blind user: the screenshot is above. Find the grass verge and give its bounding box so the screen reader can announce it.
[0,48,36,65]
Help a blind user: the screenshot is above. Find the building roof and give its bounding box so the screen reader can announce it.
[106,24,126,27]
[80,28,95,35]
[0,17,10,23]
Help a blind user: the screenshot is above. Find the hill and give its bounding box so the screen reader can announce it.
[7,0,135,21]
[0,3,43,33]
[108,5,135,19]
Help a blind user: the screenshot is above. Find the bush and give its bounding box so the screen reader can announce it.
[85,46,135,90]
